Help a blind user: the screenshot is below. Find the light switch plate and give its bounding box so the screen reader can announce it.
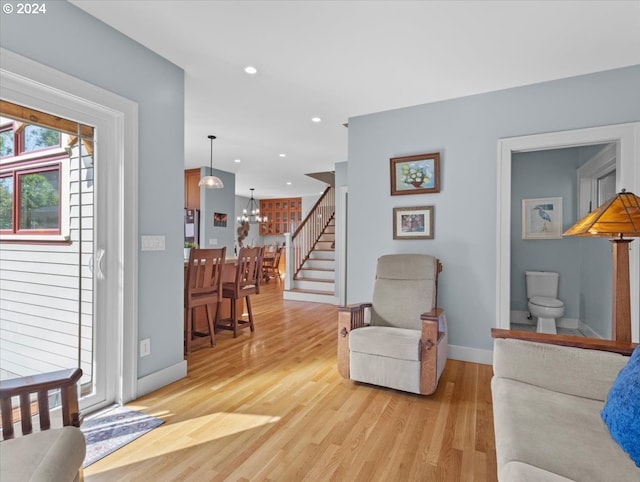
[141,235,165,251]
[209,239,217,245]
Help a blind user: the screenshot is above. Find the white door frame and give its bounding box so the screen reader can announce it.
[1,48,139,406]
[496,122,640,342]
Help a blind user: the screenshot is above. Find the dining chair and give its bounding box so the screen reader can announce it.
[263,246,283,283]
[216,246,264,337]
[184,247,226,354]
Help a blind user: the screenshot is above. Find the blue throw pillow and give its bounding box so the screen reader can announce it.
[601,344,640,467]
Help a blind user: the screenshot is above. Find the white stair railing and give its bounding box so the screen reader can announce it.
[284,186,335,290]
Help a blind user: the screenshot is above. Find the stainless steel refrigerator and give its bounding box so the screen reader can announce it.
[184,208,200,246]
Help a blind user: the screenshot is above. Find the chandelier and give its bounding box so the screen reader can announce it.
[238,188,267,224]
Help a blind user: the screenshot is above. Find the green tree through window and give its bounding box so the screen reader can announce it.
[19,171,59,230]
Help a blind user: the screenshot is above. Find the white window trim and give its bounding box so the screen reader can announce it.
[576,143,616,219]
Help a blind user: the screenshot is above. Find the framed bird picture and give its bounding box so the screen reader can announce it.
[522,197,563,239]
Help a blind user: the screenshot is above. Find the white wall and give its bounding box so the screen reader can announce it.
[347,65,640,352]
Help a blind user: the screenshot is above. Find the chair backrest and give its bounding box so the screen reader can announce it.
[272,247,283,266]
[371,254,439,330]
[233,246,264,293]
[0,368,82,440]
[185,247,226,300]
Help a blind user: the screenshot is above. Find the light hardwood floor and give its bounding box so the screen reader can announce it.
[85,281,497,481]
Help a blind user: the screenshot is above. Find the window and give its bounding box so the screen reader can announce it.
[0,115,69,240]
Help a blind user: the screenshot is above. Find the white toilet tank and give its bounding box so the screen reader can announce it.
[525,271,559,299]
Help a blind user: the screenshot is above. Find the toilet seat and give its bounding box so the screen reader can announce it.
[529,296,564,309]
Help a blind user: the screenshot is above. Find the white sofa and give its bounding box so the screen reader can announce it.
[491,330,639,482]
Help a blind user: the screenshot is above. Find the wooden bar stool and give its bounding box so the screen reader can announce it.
[216,246,263,337]
[184,247,226,354]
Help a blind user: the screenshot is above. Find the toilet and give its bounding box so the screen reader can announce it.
[525,271,565,334]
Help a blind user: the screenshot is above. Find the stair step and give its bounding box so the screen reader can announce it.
[300,267,334,272]
[288,288,335,296]
[294,277,334,283]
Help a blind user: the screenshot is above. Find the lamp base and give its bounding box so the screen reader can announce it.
[611,238,632,343]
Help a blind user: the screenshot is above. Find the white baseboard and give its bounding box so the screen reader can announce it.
[136,360,187,399]
[448,344,493,366]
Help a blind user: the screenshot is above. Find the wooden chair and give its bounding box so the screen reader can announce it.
[262,246,283,283]
[184,247,226,355]
[1,368,86,481]
[216,246,264,337]
[337,254,447,395]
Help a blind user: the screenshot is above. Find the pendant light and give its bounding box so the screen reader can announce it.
[199,135,224,188]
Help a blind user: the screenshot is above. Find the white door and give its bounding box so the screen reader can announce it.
[0,50,139,411]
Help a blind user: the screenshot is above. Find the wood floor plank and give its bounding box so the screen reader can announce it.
[84,282,497,481]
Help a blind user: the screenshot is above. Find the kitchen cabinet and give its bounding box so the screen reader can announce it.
[259,197,302,236]
[185,168,201,210]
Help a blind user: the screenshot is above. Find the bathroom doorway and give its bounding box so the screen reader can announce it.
[509,144,615,337]
[496,122,640,342]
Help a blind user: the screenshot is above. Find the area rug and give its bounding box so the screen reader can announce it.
[81,404,164,467]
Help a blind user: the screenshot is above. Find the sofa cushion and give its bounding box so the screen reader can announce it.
[601,344,640,467]
[0,426,86,482]
[493,338,629,401]
[492,377,640,482]
[349,326,421,361]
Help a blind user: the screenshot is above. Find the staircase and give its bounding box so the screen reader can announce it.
[283,187,339,304]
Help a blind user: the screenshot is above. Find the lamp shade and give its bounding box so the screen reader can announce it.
[563,190,640,238]
[199,174,224,188]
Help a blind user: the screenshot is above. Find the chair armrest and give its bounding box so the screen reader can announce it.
[420,308,445,395]
[491,328,637,355]
[0,368,82,440]
[337,303,372,379]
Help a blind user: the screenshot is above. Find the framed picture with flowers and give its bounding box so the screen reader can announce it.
[390,152,440,195]
[393,205,434,240]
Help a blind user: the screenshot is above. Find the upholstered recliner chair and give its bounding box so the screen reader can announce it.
[337,254,447,395]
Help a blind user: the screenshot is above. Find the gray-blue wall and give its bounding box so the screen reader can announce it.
[511,148,581,317]
[201,167,236,254]
[1,1,185,378]
[347,65,640,351]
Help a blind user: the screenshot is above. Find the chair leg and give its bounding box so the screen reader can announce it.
[231,297,238,338]
[246,295,255,332]
[185,307,192,355]
[205,304,216,347]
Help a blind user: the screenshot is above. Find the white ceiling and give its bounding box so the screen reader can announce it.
[70,0,640,199]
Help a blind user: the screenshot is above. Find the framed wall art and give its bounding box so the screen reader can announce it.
[521,197,562,239]
[393,205,434,240]
[390,152,440,195]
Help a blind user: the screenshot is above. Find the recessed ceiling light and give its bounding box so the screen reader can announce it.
[311,117,322,123]
[244,66,258,75]
[279,153,286,158]
[234,159,241,163]
[286,182,292,185]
